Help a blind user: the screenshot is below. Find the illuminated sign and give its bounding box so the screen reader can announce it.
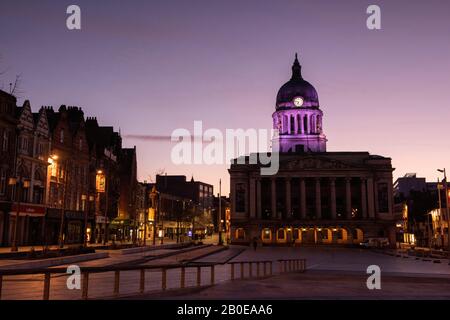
[96,173,106,193]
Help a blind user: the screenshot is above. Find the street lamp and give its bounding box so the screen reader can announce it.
[437,168,450,264]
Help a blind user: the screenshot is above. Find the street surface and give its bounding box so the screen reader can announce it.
[2,246,450,300]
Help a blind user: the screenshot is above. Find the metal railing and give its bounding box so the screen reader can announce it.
[0,258,306,300]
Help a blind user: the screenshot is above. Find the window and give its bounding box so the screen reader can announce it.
[322,229,328,240]
[235,183,246,212]
[0,168,6,195]
[79,138,83,150]
[60,129,64,143]
[262,228,271,240]
[20,136,30,153]
[2,131,8,151]
[377,183,389,213]
[337,230,343,240]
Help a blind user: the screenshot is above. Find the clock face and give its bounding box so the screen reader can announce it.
[293,97,304,107]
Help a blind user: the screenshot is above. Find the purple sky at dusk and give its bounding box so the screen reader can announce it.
[1,0,450,195]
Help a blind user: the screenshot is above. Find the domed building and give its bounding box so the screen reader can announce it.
[273,54,326,153]
[228,54,397,247]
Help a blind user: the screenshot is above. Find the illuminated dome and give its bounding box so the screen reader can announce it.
[276,54,319,109]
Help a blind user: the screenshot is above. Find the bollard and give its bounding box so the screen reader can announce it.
[263,262,267,277]
[140,269,145,294]
[180,267,185,289]
[114,271,120,296]
[270,261,273,275]
[196,266,201,287]
[230,263,235,280]
[249,262,253,278]
[82,272,89,300]
[279,261,283,273]
[43,273,51,300]
[162,269,167,290]
[210,265,215,285]
[257,262,260,278]
[240,262,244,279]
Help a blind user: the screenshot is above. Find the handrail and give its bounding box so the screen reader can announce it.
[0,258,306,300]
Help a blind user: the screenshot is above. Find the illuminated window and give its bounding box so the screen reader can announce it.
[262,228,271,240]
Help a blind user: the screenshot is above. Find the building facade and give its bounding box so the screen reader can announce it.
[229,55,396,246]
[0,91,18,246]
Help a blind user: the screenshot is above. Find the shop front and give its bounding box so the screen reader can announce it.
[64,211,85,244]
[8,203,46,246]
[94,215,110,243]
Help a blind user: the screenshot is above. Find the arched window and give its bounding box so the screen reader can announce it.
[34,169,42,181]
[297,114,302,134]
[310,115,315,133]
[235,228,245,240]
[262,228,271,240]
[316,115,321,133]
[290,115,295,134]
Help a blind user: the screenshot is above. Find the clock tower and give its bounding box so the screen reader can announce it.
[273,54,327,153]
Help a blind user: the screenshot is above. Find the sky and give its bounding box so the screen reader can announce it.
[1,0,450,195]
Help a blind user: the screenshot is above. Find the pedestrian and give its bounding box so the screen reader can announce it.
[253,237,258,251]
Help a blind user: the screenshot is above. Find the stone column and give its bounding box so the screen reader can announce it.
[315,178,321,219]
[300,178,306,219]
[249,178,256,219]
[345,177,352,219]
[256,178,262,219]
[286,178,291,219]
[330,178,337,219]
[271,178,276,219]
[367,177,375,218]
[360,178,367,219]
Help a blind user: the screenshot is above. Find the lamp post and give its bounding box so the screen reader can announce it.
[218,179,223,245]
[437,168,450,264]
[150,186,159,246]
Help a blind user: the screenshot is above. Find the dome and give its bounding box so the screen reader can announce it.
[276,54,319,109]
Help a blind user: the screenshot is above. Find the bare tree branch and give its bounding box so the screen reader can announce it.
[10,74,24,97]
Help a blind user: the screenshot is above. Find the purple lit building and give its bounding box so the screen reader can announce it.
[229,55,397,247]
